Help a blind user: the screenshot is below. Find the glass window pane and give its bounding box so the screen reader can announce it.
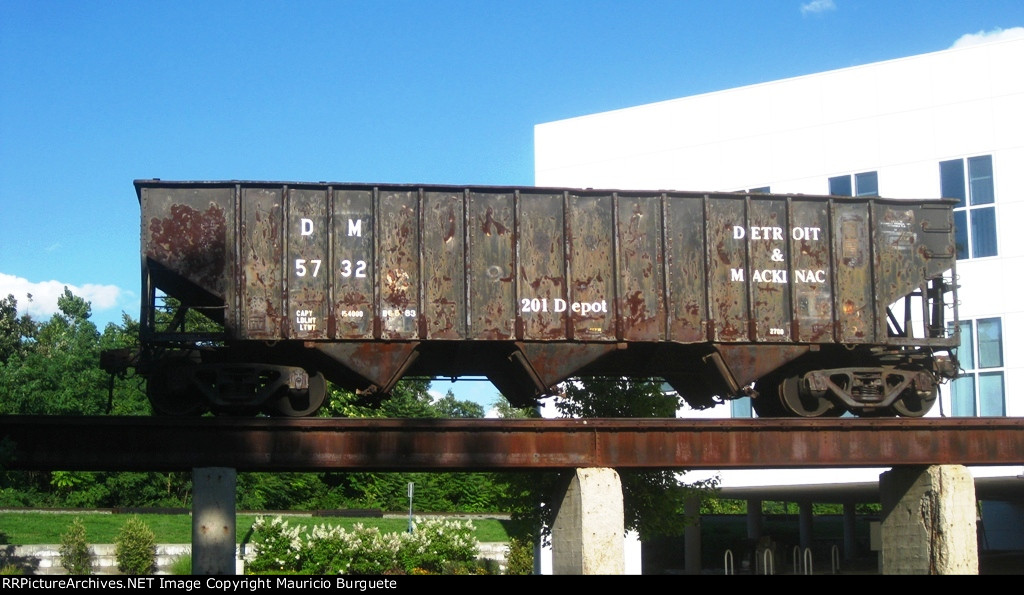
[977,318,1003,368]
[978,372,1005,416]
[968,155,994,205]
[940,159,966,205]
[829,175,852,196]
[732,398,753,418]
[970,207,997,258]
[953,210,969,260]
[951,375,977,417]
[958,320,974,370]
[855,171,878,197]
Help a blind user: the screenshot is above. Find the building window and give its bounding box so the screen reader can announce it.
[731,397,753,418]
[828,171,878,197]
[941,155,996,259]
[949,318,1005,416]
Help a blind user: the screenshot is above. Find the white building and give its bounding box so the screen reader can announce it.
[534,34,1024,559]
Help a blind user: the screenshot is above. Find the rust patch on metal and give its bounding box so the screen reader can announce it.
[148,203,227,294]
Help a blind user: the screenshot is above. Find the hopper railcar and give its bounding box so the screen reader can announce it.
[102,180,960,418]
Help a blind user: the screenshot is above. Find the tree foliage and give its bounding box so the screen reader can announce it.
[501,377,719,544]
[0,294,37,365]
[114,516,157,575]
[0,288,139,416]
[59,516,93,575]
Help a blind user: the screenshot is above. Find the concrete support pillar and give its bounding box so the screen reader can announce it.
[879,465,978,575]
[683,494,702,574]
[551,467,625,574]
[799,501,813,551]
[843,503,859,560]
[192,467,237,575]
[746,499,763,540]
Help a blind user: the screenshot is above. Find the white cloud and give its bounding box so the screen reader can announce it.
[800,0,836,16]
[0,273,124,321]
[951,26,1024,49]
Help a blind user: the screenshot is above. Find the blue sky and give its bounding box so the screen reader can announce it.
[2,1,1023,409]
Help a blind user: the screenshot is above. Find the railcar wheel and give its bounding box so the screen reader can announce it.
[146,365,206,416]
[266,370,327,417]
[778,375,839,418]
[889,386,937,418]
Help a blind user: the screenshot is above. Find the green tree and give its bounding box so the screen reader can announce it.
[0,294,37,365]
[0,289,108,415]
[98,313,149,416]
[114,516,157,575]
[291,379,513,514]
[503,378,719,544]
[59,517,93,575]
[432,390,485,418]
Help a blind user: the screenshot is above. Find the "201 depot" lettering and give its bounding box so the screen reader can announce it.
[520,298,608,315]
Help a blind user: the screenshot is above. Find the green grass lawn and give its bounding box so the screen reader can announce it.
[0,511,518,545]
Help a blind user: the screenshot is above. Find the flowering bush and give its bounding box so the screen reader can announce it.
[401,517,480,574]
[246,516,306,573]
[248,516,483,575]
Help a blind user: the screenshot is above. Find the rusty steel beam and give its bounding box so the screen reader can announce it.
[3,416,1023,472]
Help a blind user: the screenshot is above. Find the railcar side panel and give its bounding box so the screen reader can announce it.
[518,191,567,341]
[241,186,283,340]
[664,195,706,343]
[287,187,329,340]
[422,189,466,340]
[332,188,375,339]
[833,202,873,343]
[747,196,791,343]
[378,189,419,339]
[706,197,749,342]
[141,185,231,323]
[468,190,516,340]
[568,192,615,341]
[789,197,833,343]
[616,193,665,342]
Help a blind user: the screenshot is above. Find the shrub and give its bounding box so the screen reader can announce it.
[114,516,157,575]
[247,515,484,575]
[400,517,479,574]
[504,537,534,575]
[59,517,93,575]
[168,553,192,575]
[246,516,305,574]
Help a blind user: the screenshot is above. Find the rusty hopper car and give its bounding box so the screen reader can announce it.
[106,180,960,418]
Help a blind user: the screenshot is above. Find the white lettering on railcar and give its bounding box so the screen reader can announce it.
[519,298,608,316]
[348,219,363,237]
[732,225,823,241]
[340,259,367,278]
[301,218,314,236]
[795,269,827,283]
[294,309,318,331]
[752,269,788,283]
[729,224,827,284]
[732,268,826,284]
[295,259,322,277]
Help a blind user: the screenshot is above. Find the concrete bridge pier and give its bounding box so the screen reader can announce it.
[879,464,978,575]
[550,467,625,574]
[192,467,238,575]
